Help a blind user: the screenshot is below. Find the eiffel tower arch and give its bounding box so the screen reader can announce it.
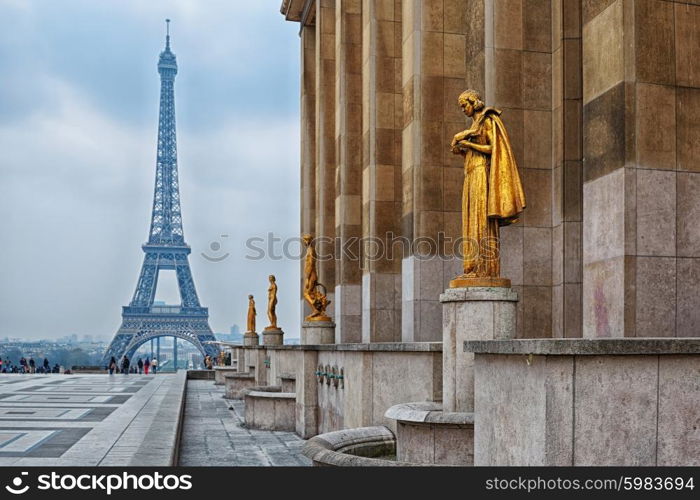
[103,21,218,366]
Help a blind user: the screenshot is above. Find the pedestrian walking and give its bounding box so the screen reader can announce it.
[108,356,117,375]
[144,357,150,375]
[137,358,144,374]
[121,355,130,375]
[151,357,158,374]
[29,358,36,374]
[43,358,50,372]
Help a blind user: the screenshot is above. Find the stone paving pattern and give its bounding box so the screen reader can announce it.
[178,380,310,466]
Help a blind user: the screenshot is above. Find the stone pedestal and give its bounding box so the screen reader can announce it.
[301,321,335,345]
[440,287,518,413]
[243,331,259,347]
[262,327,284,346]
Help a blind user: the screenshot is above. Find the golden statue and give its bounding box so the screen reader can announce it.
[450,89,525,288]
[264,275,279,330]
[246,294,257,333]
[302,233,331,322]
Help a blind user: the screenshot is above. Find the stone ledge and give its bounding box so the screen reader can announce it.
[385,402,474,425]
[223,372,255,379]
[440,286,519,303]
[246,391,295,400]
[238,342,442,352]
[464,338,700,355]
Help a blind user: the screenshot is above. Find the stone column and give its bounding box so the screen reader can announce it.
[551,0,583,338]
[315,0,337,319]
[296,349,320,438]
[581,0,700,337]
[441,287,518,413]
[400,0,468,342]
[300,24,317,322]
[482,0,555,339]
[360,0,403,342]
[301,320,336,344]
[334,0,363,343]
[243,331,259,347]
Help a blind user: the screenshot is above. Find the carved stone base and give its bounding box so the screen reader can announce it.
[449,275,511,288]
[262,328,284,346]
[301,321,335,345]
[243,331,259,347]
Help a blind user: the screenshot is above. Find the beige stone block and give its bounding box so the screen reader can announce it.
[524,227,552,286]
[553,165,562,226]
[675,3,700,88]
[377,20,397,58]
[421,31,445,76]
[563,0,581,38]
[375,164,396,202]
[574,356,658,465]
[422,0,444,32]
[636,84,676,171]
[563,161,582,221]
[582,0,616,25]
[583,169,625,265]
[524,0,552,52]
[677,258,700,337]
[564,282,582,337]
[552,47,563,108]
[657,356,700,465]
[524,110,553,170]
[635,256,676,337]
[582,256,625,338]
[523,285,552,337]
[634,0,675,86]
[444,33,467,78]
[473,354,548,465]
[444,0,468,34]
[552,223,564,286]
[522,168,552,227]
[563,221,582,283]
[563,38,581,99]
[494,0,523,49]
[420,120,443,164]
[494,49,523,108]
[677,172,700,257]
[636,169,676,256]
[582,0,623,103]
[501,107,524,166]
[375,0,397,21]
[420,76,445,122]
[552,282,563,337]
[677,88,700,172]
[563,99,582,162]
[501,225,524,286]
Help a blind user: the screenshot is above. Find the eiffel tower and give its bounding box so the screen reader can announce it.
[103,21,218,365]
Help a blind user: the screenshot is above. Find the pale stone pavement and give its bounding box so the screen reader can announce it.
[178,380,310,466]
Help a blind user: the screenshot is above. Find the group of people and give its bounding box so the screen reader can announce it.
[0,356,60,374]
[107,355,158,375]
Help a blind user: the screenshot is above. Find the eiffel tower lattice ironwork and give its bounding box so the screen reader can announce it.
[103,21,218,365]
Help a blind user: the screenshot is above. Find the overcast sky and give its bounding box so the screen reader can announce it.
[0,0,302,340]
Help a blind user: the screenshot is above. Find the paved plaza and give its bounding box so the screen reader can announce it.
[0,372,185,466]
[178,380,310,466]
[0,373,310,467]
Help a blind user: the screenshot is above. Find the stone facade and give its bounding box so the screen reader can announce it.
[282,0,700,341]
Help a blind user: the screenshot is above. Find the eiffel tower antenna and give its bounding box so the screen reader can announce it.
[103,23,218,366]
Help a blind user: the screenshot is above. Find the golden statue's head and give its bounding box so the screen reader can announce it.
[269,274,276,282]
[302,233,313,246]
[458,89,485,117]
[248,294,254,300]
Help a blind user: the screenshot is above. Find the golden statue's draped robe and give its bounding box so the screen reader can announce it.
[460,108,525,277]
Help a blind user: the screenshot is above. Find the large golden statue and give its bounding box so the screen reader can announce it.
[450,89,525,288]
[264,275,279,330]
[302,233,331,322]
[246,294,257,333]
